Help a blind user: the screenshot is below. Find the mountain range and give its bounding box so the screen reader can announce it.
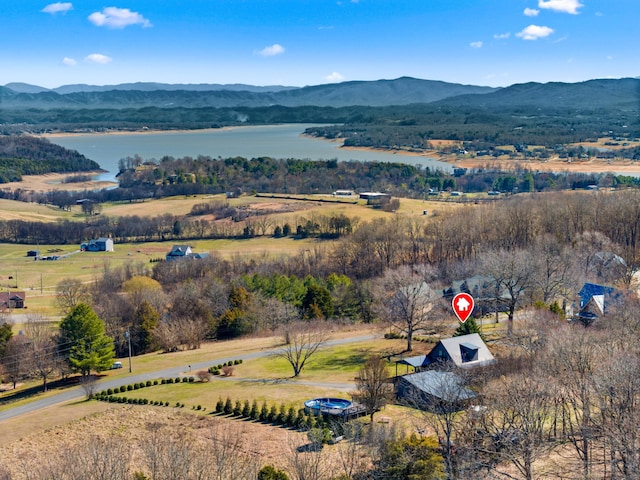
[0,76,637,111]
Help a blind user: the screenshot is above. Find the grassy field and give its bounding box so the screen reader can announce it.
[0,193,465,317]
[0,330,422,444]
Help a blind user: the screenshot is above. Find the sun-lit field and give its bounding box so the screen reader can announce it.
[0,192,468,317]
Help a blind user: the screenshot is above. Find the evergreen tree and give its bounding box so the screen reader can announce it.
[58,303,114,377]
[453,317,484,340]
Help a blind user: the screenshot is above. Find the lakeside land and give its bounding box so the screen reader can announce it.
[3,130,637,194]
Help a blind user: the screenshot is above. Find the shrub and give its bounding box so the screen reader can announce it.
[197,370,212,382]
[153,379,159,386]
[217,364,223,369]
[196,405,202,410]
[223,397,233,415]
[234,359,241,365]
[215,398,224,413]
[268,405,278,423]
[188,376,195,383]
[175,402,181,407]
[107,388,113,395]
[133,383,139,390]
[285,406,297,427]
[222,365,235,376]
[258,465,290,480]
[146,380,152,387]
[259,402,269,421]
[233,400,242,416]
[166,378,173,384]
[250,400,259,419]
[161,378,167,384]
[164,401,170,407]
[212,369,221,376]
[177,377,183,383]
[242,400,251,417]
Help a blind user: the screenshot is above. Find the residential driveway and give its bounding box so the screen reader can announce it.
[0,333,376,422]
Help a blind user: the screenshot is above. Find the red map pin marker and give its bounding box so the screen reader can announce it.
[452,293,474,323]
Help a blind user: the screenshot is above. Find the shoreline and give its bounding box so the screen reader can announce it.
[0,172,117,192]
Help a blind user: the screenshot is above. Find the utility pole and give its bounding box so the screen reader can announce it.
[125,329,132,373]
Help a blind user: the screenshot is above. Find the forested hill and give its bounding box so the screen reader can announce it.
[435,77,640,110]
[0,135,101,183]
[0,77,496,109]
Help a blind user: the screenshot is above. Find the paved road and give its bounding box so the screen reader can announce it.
[0,333,376,422]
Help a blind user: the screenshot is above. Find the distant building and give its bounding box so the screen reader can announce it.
[81,237,114,252]
[0,291,25,310]
[333,189,355,196]
[165,245,209,261]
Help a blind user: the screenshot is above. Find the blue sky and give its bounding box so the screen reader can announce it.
[2,0,638,88]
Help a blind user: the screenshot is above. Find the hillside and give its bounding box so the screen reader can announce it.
[435,77,640,110]
[0,77,496,109]
[0,135,101,182]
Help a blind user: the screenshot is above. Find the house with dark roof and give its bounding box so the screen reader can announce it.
[165,245,209,261]
[575,282,617,325]
[395,333,495,375]
[0,291,25,310]
[166,245,192,260]
[395,370,477,411]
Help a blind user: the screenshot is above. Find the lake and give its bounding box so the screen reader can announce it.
[47,124,453,182]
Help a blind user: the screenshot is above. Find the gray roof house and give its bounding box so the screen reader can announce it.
[396,333,495,374]
[395,370,477,411]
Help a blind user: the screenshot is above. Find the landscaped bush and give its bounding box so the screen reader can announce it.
[259,402,269,421]
[250,400,259,419]
[223,397,233,415]
[215,398,224,413]
[242,400,251,417]
[222,365,235,376]
[146,380,152,387]
[133,383,139,390]
[119,386,126,393]
[233,400,242,416]
[258,465,290,480]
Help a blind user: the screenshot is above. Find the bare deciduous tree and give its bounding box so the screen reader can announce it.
[378,265,439,351]
[275,322,329,377]
[55,277,90,315]
[482,249,535,335]
[24,314,58,392]
[352,355,395,422]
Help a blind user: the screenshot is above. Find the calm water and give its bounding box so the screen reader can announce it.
[48,124,452,182]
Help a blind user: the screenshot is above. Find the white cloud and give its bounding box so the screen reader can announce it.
[325,72,344,82]
[42,2,73,14]
[494,32,511,39]
[524,8,539,16]
[470,41,483,49]
[516,25,554,40]
[62,57,77,66]
[257,44,285,57]
[88,7,151,29]
[538,0,583,14]
[84,53,112,64]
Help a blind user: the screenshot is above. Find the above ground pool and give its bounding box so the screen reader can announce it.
[304,398,353,412]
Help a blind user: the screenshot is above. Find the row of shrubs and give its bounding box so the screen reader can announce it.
[94,393,186,408]
[213,396,330,431]
[100,377,195,396]
[208,359,242,375]
[384,331,438,343]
